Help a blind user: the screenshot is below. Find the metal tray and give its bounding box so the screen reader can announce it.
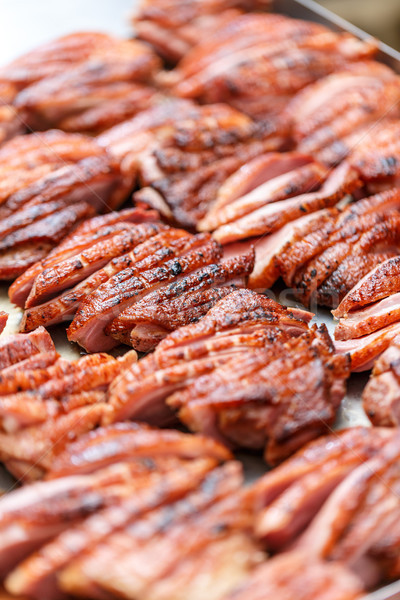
[0,0,399,597]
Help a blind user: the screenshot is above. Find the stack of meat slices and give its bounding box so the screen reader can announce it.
[363,336,400,427]
[0,326,138,481]
[0,130,133,280]
[249,426,400,590]
[285,61,400,166]
[349,119,400,192]
[160,13,377,121]
[132,0,271,64]
[198,151,361,290]
[108,289,350,464]
[0,32,161,135]
[333,254,400,371]
[249,186,400,310]
[13,211,254,353]
[0,420,365,600]
[98,98,286,228]
[0,423,256,600]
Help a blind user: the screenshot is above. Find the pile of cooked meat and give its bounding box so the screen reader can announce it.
[1,0,400,597]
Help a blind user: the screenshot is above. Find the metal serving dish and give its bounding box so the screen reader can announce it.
[0,0,399,597]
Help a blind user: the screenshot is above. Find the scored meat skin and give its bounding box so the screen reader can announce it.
[108,250,255,351]
[100,98,284,228]
[2,32,161,134]
[286,61,400,165]
[67,234,223,352]
[166,13,376,121]
[9,206,160,308]
[223,551,364,600]
[132,0,271,63]
[0,130,129,281]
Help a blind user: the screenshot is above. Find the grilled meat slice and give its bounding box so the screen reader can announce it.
[19,228,190,333]
[5,458,218,600]
[0,327,55,371]
[274,188,400,308]
[133,0,271,63]
[25,222,167,307]
[108,250,255,350]
[334,255,400,318]
[6,32,160,133]
[9,206,160,308]
[335,321,400,372]
[68,234,223,352]
[223,551,364,600]
[99,98,284,228]
[199,152,327,232]
[0,130,129,280]
[58,462,261,600]
[293,431,400,587]
[48,422,232,478]
[286,61,400,166]
[334,292,400,342]
[249,427,388,549]
[107,289,313,426]
[362,336,400,426]
[212,161,360,244]
[0,464,155,578]
[349,120,400,188]
[165,14,376,121]
[169,325,349,464]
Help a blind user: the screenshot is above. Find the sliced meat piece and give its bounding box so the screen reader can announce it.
[171,326,349,463]
[223,552,364,600]
[13,34,160,131]
[20,228,188,332]
[9,205,160,308]
[248,427,388,509]
[199,152,324,231]
[25,222,167,307]
[213,162,360,243]
[335,320,400,372]
[68,234,222,352]
[167,13,376,122]
[48,422,232,478]
[363,337,400,426]
[107,290,313,425]
[5,458,217,600]
[333,255,400,318]
[285,61,400,165]
[0,327,55,371]
[108,251,254,350]
[335,291,400,341]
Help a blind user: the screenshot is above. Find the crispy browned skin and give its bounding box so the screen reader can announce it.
[0,32,161,134]
[223,551,364,600]
[0,130,130,280]
[99,98,285,228]
[9,206,160,308]
[133,0,271,63]
[0,312,7,335]
[5,458,220,599]
[67,233,223,352]
[212,161,360,245]
[292,431,400,587]
[108,250,255,351]
[286,61,400,166]
[164,14,376,122]
[106,290,345,463]
[0,82,24,145]
[274,188,400,309]
[58,462,260,600]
